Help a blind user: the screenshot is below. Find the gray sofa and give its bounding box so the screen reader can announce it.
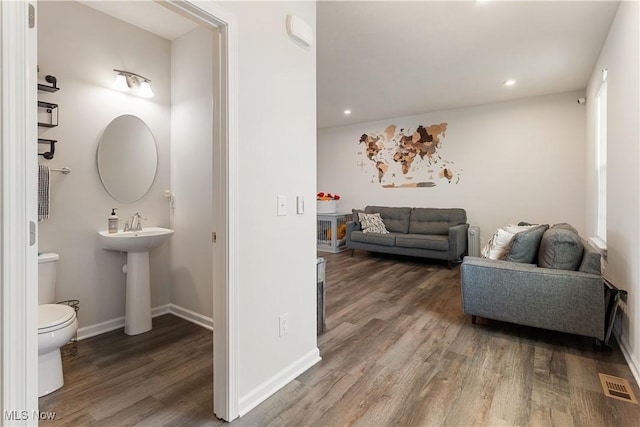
[346,206,469,262]
[461,225,605,341]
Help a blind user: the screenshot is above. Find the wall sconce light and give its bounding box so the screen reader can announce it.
[112,69,154,98]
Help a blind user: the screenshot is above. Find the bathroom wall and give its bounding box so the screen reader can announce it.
[37,1,172,334]
[169,26,215,322]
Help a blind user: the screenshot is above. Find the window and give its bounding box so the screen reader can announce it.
[595,69,607,245]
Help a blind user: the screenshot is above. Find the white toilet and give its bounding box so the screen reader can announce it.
[38,253,78,397]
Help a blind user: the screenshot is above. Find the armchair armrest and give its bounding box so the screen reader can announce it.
[448,223,469,259]
[346,221,359,248]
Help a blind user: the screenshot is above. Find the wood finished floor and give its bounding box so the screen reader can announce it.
[40,251,640,426]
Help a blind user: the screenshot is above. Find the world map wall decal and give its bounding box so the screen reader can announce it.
[357,123,461,188]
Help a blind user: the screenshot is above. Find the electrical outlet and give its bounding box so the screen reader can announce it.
[279,313,289,337]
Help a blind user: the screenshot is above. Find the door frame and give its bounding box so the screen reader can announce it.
[1,0,39,423]
[0,0,240,422]
[161,0,240,421]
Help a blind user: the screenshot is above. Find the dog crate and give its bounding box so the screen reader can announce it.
[317,213,352,253]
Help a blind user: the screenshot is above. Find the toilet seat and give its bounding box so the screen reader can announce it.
[38,304,76,334]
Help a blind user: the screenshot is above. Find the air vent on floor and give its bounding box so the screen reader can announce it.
[599,373,638,404]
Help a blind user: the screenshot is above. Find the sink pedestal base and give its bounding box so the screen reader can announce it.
[98,227,173,335]
[124,251,152,335]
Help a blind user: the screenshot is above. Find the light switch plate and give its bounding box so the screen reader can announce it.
[296,196,304,214]
[277,195,287,216]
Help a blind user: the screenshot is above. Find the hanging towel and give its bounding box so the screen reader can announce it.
[38,165,50,220]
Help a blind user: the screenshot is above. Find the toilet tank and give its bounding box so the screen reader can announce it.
[38,253,59,305]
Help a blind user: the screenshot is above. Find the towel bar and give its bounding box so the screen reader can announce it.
[50,167,71,174]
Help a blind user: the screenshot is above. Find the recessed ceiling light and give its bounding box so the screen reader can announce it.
[504,79,516,86]
[344,109,351,115]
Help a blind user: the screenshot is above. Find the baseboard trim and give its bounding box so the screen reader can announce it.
[153,304,171,317]
[76,315,126,341]
[238,347,321,417]
[167,303,213,331]
[615,331,640,387]
[76,304,210,340]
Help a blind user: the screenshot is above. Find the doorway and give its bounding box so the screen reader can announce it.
[160,2,239,419]
[0,0,240,422]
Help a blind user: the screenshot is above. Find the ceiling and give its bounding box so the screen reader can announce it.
[79,1,620,129]
[79,1,198,41]
[317,1,619,128]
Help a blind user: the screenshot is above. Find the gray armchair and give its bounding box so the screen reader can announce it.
[461,256,605,340]
[460,223,611,343]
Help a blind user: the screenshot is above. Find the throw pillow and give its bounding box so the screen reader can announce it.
[504,224,549,264]
[480,238,492,258]
[537,228,584,270]
[486,228,516,260]
[358,212,389,234]
[551,222,580,235]
[517,221,535,226]
[482,224,534,260]
[504,224,535,234]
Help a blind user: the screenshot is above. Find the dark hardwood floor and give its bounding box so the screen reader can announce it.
[39,313,216,426]
[40,251,640,426]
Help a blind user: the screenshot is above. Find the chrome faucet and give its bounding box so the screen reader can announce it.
[124,213,143,231]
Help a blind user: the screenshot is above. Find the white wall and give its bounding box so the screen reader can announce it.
[586,1,640,380]
[318,91,587,244]
[37,2,172,331]
[209,1,318,413]
[170,27,214,320]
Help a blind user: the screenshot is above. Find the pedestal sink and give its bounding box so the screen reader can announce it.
[98,227,174,335]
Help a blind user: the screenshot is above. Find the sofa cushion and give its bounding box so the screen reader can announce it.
[408,208,467,235]
[358,212,389,234]
[579,247,602,275]
[504,224,549,264]
[538,228,584,271]
[352,209,365,228]
[350,230,397,246]
[365,206,411,233]
[551,222,580,235]
[395,234,449,251]
[549,223,598,272]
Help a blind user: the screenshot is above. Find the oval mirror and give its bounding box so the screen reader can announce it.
[97,115,158,203]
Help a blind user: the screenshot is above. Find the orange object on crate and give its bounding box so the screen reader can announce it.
[326,223,347,240]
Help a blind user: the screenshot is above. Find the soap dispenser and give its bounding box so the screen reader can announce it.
[108,208,119,234]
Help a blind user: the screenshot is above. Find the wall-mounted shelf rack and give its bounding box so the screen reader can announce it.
[38,100,59,127]
[37,73,60,160]
[38,83,59,93]
[38,138,56,160]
